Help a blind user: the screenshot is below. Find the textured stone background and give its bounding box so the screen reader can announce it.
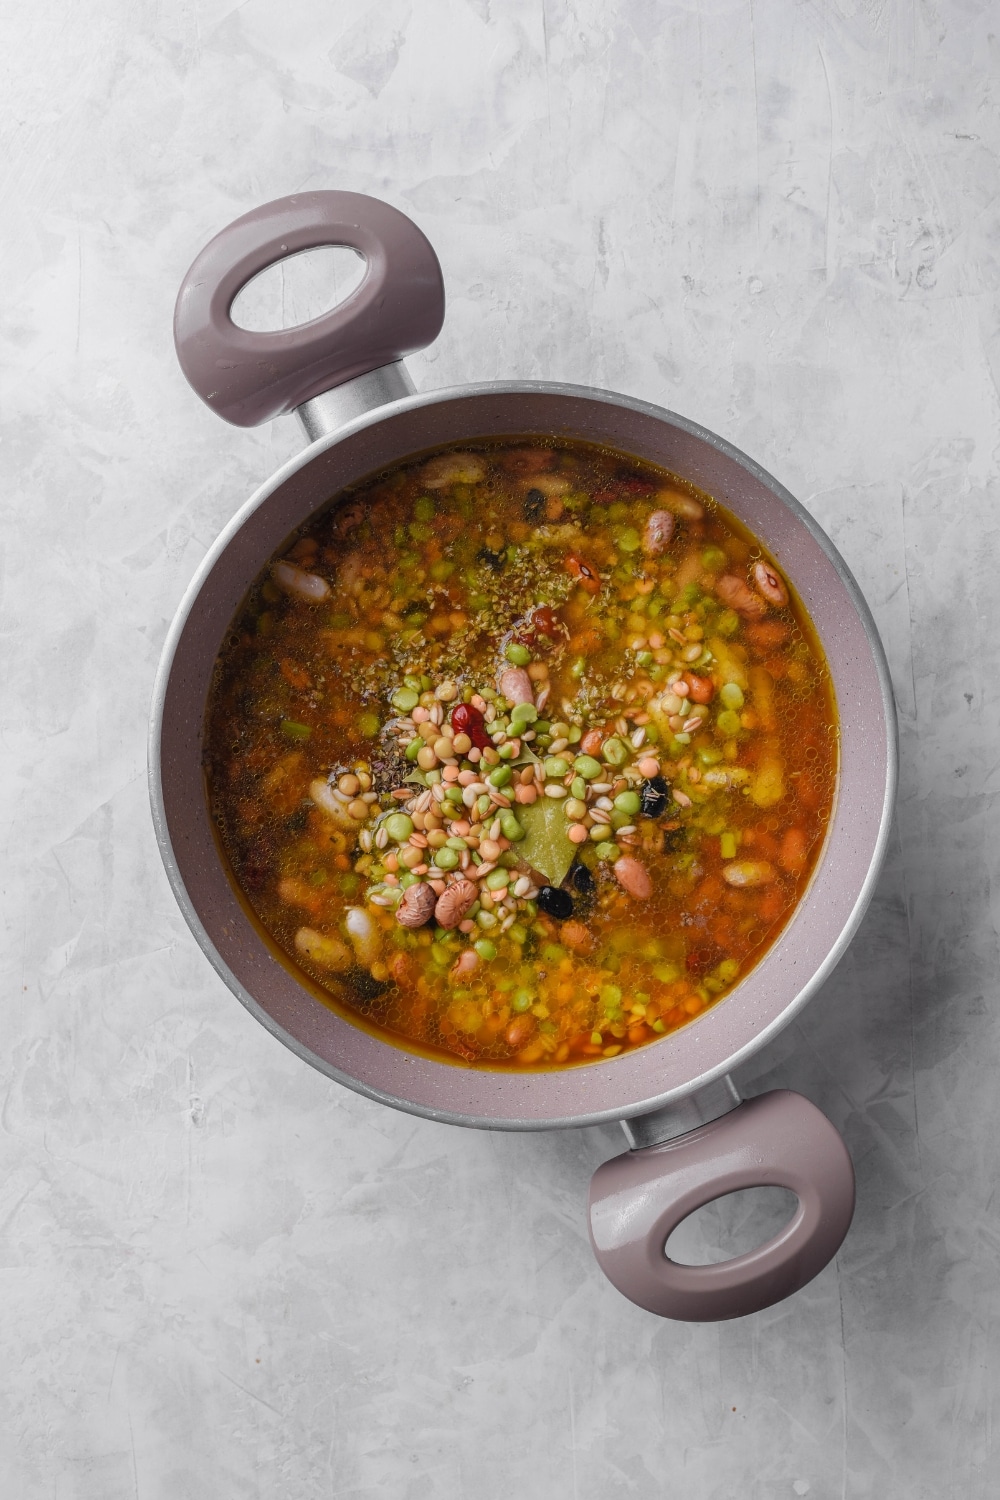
[3,1,999,1495]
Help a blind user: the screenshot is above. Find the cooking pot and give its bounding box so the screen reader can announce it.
[151,191,897,1321]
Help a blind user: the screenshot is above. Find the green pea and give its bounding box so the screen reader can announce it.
[413,495,435,520]
[720,682,745,710]
[510,702,538,728]
[476,910,498,930]
[601,737,628,767]
[570,657,587,679]
[573,755,602,780]
[339,872,360,896]
[433,847,460,870]
[567,724,582,744]
[498,742,518,760]
[398,872,420,889]
[595,841,620,861]
[701,546,727,572]
[616,526,642,553]
[544,756,569,779]
[717,709,742,737]
[718,958,739,982]
[512,990,534,1013]
[613,790,641,815]
[508,924,528,945]
[430,943,451,966]
[698,746,724,766]
[357,712,380,738]
[429,559,455,582]
[505,642,532,666]
[636,651,653,667]
[406,740,424,766]
[446,836,467,850]
[485,869,510,891]
[499,810,525,842]
[718,609,740,637]
[425,769,442,785]
[391,687,419,713]
[476,794,492,817]
[541,943,567,963]
[488,764,512,788]
[610,809,633,831]
[384,813,414,843]
[403,674,423,691]
[522,900,537,919]
[474,939,498,962]
[534,721,551,735]
[571,776,588,801]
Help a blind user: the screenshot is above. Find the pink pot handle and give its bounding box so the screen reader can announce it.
[174,190,445,426]
[589,1091,855,1321]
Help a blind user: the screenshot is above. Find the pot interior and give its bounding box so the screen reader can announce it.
[153,385,895,1128]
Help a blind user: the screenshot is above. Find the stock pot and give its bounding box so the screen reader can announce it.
[150,191,896,1321]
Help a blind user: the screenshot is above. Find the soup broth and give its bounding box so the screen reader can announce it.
[205,440,837,1069]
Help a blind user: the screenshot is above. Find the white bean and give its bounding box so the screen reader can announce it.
[272,561,330,602]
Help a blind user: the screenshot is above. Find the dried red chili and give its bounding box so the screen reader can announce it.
[450,702,491,749]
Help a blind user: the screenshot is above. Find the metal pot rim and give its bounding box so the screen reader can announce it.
[150,377,897,1131]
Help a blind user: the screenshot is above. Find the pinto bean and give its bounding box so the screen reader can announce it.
[434,879,478,929]
[498,666,534,705]
[613,855,652,900]
[716,573,767,620]
[753,560,789,607]
[643,509,675,556]
[396,882,437,928]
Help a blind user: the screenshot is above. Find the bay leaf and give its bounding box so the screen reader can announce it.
[515,796,578,888]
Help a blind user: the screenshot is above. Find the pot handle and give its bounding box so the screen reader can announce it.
[588,1091,855,1321]
[173,191,445,427]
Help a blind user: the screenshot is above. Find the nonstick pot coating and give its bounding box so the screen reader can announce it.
[151,382,895,1130]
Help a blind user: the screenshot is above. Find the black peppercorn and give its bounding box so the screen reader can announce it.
[640,776,670,818]
[536,885,574,920]
[524,488,545,521]
[476,546,505,572]
[571,864,595,896]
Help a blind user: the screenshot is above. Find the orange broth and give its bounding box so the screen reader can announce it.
[205,439,837,1068]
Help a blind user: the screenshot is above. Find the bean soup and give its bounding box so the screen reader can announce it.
[205,440,837,1069]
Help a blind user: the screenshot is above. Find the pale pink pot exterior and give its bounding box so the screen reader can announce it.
[152,192,897,1320]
